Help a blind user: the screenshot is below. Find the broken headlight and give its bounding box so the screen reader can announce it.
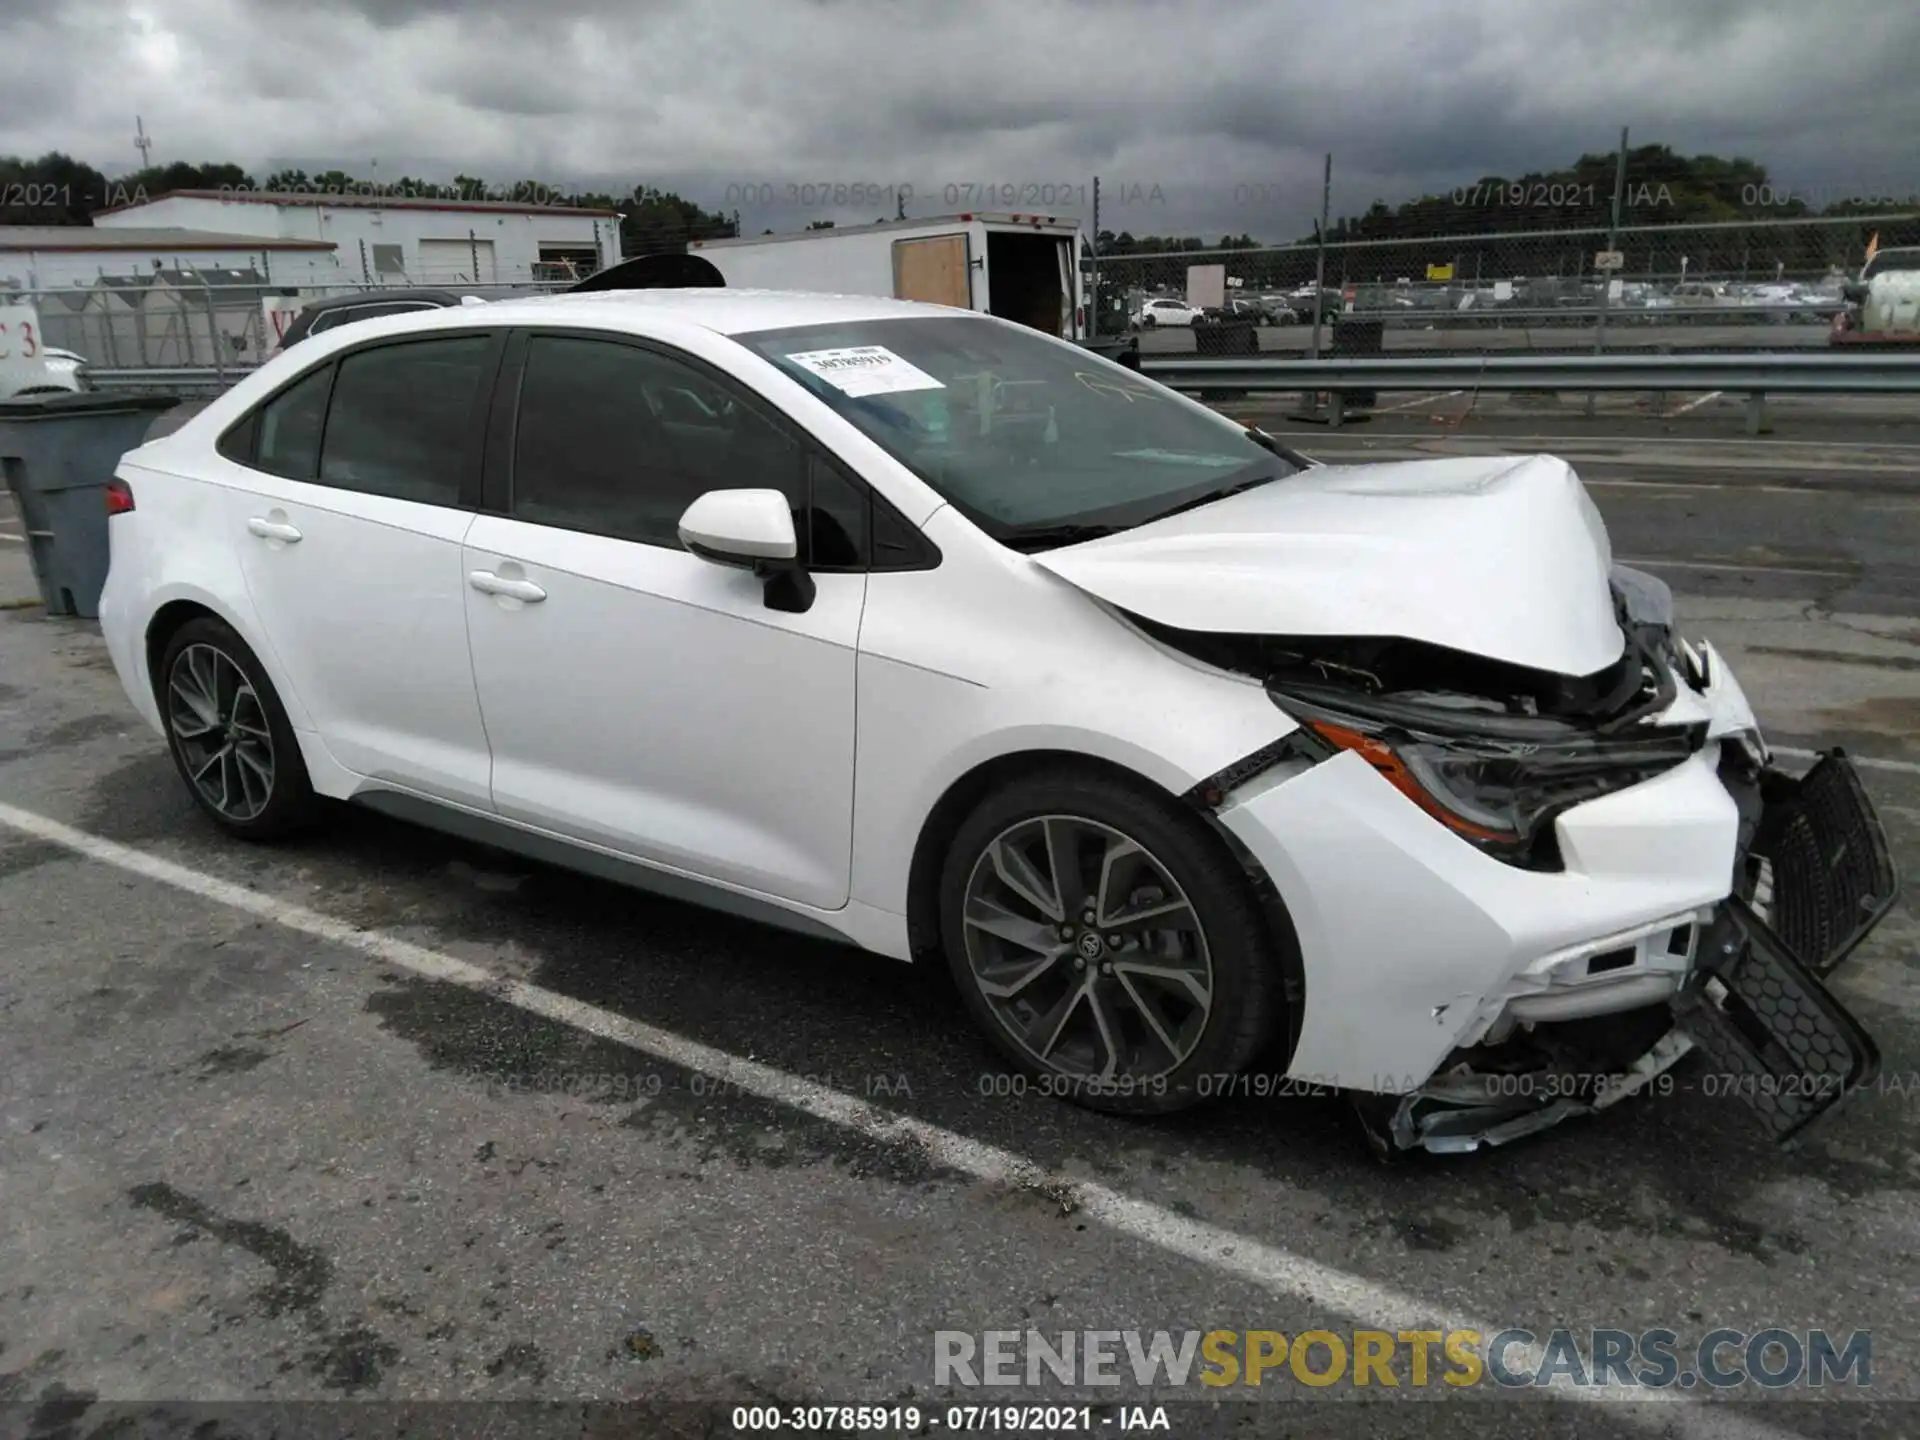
[1275,687,1702,870]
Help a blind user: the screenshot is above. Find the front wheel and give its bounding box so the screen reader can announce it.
[938,769,1285,1115]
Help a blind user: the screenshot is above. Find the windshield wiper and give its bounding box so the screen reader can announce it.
[999,522,1130,553]
[1140,473,1279,524]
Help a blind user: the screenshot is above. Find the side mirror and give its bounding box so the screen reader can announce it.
[677,489,815,614]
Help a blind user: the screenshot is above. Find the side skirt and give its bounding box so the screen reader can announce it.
[349,789,859,949]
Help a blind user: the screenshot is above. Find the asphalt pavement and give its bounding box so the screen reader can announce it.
[1,406,1918,1439]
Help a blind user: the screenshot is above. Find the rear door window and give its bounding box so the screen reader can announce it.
[317,335,493,506]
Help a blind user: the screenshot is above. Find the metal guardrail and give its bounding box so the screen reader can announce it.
[1376,302,1843,324]
[86,367,260,392]
[81,351,1920,436]
[1213,302,1846,324]
[1139,351,1920,433]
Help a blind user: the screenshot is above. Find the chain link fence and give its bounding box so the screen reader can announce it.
[13,210,1917,385]
[14,279,576,381]
[1088,212,1920,352]
[1,214,747,386]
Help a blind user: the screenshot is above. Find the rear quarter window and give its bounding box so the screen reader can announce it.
[246,364,335,479]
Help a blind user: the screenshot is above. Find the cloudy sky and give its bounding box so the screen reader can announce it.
[4,0,1918,239]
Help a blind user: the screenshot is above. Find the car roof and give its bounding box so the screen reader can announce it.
[419,287,976,336]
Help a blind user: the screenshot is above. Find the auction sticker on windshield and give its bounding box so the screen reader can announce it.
[785,346,946,398]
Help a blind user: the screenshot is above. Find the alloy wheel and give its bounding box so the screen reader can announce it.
[167,643,276,822]
[961,814,1214,1083]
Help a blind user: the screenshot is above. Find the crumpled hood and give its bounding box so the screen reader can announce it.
[1033,453,1627,676]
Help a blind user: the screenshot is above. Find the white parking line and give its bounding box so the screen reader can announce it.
[1300,434,1920,452]
[1584,481,1820,496]
[1773,746,1920,777]
[1615,557,1859,579]
[0,798,1801,1435]
[0,533,24,545]
[1671,391,1725,415]
[1372,389,1466,414]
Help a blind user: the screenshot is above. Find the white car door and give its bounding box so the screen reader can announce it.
[221,331,501,807]
[460,330,869,910]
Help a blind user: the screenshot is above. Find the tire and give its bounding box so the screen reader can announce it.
[937,767,1283,1116]
[156,616,320,841]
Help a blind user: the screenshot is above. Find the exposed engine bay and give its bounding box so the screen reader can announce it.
[1139,565,1682,726]
[1139,568,1714,874]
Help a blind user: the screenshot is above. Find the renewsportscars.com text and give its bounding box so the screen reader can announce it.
[934,1327,1872,1390]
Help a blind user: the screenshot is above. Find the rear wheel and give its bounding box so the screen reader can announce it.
[938,769,1282,1115]
[158,616,319,840]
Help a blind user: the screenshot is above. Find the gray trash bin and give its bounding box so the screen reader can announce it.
[0,391,180,617]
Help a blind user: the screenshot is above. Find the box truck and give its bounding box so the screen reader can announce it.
[688,213,1086,339]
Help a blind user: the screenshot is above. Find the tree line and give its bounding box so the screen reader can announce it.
[1091,145,1918,281]
[0,154,739,258]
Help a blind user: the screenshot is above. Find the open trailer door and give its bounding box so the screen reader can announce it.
[1059,233,1078,338]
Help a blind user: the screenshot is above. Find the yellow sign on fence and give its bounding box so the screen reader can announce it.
[1426,264,1454,281]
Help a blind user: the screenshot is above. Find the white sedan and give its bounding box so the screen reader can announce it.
[96,288,1894,1153]
[0,345,91,399]
[1133,298,1201,327]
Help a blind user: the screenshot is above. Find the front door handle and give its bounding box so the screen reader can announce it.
[247,516,302,543]
[468,571,547,603]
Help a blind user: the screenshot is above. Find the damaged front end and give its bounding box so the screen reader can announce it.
[1147,567,1900,1155]
[1367,752,1896,1157]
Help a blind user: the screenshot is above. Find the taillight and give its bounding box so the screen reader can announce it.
[105,479,135,515]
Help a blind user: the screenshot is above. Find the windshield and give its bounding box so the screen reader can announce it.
[733,315,1299,543]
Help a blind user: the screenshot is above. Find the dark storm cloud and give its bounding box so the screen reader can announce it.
[1,0,1916,239]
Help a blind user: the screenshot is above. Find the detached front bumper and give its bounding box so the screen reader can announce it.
[1670,752,1896,1142]
[1368,751,1896,1153]
[1215,645,1898,1151]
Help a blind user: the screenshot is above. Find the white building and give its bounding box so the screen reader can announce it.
[0,226,345,291]
[93,189,622,286]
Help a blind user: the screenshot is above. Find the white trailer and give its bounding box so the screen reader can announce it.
[688,213,1086,339]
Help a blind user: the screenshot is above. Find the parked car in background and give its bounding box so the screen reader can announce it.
[0,346,92,400]
[1227,297,1295,325]
[1669,280,1729,306]
[1735,282,1831,325]
[1132,298,1201,328]
[1254,293,1305,323]
[266,289,473,358]
[267,286,555,358]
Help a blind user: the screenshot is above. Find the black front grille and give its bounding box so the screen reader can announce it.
[1753,751,1899,974]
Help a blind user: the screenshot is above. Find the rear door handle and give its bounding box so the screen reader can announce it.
[247,517,302,543]
[468,571,547,603]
